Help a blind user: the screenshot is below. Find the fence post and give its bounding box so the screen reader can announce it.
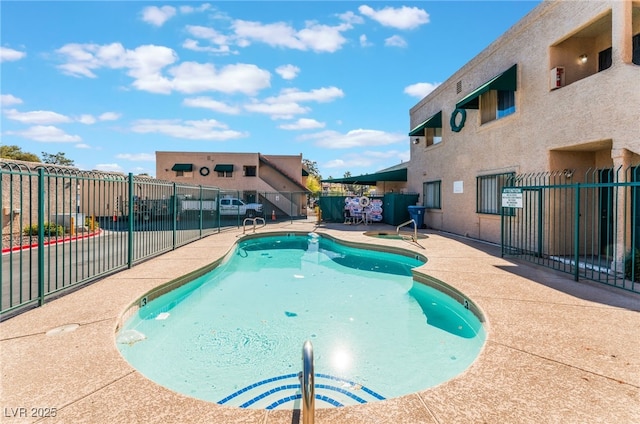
[127,173,134,268]
[573,183,580,281]
[199,185,203,238]
[38,168,45,306]
[172,183,177,249]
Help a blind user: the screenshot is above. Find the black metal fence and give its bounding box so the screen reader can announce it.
[1,161,309,318]
[501,166,639,292]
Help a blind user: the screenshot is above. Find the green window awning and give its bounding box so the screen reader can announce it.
[456,64,517,110]
[408,111,442,136]
[171,163,193,172]
[214,164,234,172]
[321,168,407,186]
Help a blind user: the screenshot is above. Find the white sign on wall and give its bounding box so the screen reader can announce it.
[502,188,523,208]
[453,181,463,194]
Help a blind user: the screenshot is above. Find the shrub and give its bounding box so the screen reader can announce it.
[22,222,65,237]
[624,249,640,282]
[85,216,99,231]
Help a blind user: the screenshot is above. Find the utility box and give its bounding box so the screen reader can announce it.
[50,213,85,230]
[383,193,419,226]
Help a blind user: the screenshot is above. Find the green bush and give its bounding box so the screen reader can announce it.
[624,249,640,282]
[22,222,65,237]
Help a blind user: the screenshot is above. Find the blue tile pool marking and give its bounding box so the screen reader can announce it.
[265,393,344,410]
[218,373,385,408]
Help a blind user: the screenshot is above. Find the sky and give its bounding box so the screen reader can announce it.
[1,1,540,179]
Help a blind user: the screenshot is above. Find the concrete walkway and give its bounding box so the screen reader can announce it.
[1,219,639,423]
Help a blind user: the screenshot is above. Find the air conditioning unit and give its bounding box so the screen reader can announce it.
[549,67,565,90]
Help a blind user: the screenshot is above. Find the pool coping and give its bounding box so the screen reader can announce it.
[1,219,639,423]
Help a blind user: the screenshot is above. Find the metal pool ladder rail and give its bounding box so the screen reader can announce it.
[300,340,315,424]
[396,218,417,242]
[242,217,266,234]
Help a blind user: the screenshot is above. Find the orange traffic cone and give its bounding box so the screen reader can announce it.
[271,210,276,221]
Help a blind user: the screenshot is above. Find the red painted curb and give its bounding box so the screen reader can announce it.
[2,230,102,254]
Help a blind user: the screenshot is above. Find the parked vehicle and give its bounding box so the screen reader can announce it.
[181,197,263,218]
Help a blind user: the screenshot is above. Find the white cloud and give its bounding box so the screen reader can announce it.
[183,97,241,114]
[4,109,72,124]
[0,94,23,106]
[77,114,97,125]
[180,3,211,14]
[56,43,178,95]
[6,125,81,142]
[324,149,409,170]
[232,19,350,53]
[358,5,430,30]
[337,11,365,25]
[301,129,405,149]
[141,5,177,27]
[75,143,91,149]
[0,47,26,62]
[404,82,441,98]
[170,62,271,95]
[244,101,310,120]
[279,118,325,130]
[131,118,247,140]
[268,87,344,104]
[115,153,156,161]
[385,35,407,48]
[359,34,372,47]
[275,64,300,80]
[186,25,230,46]
[99,112,121,121]
[182,39,233,55]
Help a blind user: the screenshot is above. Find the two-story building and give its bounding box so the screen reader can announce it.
[155,152,310,218]
[408,0,639,252]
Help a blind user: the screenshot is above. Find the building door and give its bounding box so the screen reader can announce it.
[599,169,614,255]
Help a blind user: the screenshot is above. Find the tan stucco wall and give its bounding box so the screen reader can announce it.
[408,0,640,244]
[155,152,305,194]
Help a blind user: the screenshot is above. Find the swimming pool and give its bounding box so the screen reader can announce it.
[117,233,486,410]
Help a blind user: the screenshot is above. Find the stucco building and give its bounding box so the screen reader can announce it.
[155,152,309,217]
[407,0,639,250]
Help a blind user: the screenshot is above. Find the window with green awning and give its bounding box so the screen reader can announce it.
[171,164,193,172]
[408,111,442,137]
[213,164,234,172]
[456,64,517,110]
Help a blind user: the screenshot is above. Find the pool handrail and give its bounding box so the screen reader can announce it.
[396,219,417,242]
[301,340,315,424]
[242,217,266,234]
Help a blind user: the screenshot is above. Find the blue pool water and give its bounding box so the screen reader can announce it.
[117,233,486,409]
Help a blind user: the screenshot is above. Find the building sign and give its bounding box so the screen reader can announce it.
[502,188,523,208]
[453,181,463,194]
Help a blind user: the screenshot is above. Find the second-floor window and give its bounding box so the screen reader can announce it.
[244,166,257,177]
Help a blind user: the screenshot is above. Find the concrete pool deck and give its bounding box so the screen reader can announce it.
[1,218,639,423]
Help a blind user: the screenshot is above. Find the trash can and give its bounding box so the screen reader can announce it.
[407,205,426,229]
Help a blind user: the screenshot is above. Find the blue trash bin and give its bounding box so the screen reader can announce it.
[407,205,426,229]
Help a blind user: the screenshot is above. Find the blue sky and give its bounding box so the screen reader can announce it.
[1,1,539,179]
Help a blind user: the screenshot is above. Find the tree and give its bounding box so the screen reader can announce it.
[302,159,321,180]
[0,145,41,162]
[41,151,74,166]
[305,175,322,193]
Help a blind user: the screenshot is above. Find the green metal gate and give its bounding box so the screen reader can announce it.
[501,166,639,292]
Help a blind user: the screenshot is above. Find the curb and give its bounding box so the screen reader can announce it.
[2,230,103,254]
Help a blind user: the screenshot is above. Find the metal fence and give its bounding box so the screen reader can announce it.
[1,162,309,318]
[501,166,639,292]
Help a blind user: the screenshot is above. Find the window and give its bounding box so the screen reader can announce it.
[477,172,514,214]
[480,90,515,124]
[423,180,441,209]
[244,166,257,177]
[633,33,640,65]
[217,170,233,178]
[425,127,442,146]
[598,47,612,72]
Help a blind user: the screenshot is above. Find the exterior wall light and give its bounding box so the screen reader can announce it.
[579,54,588,64]
[413,138,420,145]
